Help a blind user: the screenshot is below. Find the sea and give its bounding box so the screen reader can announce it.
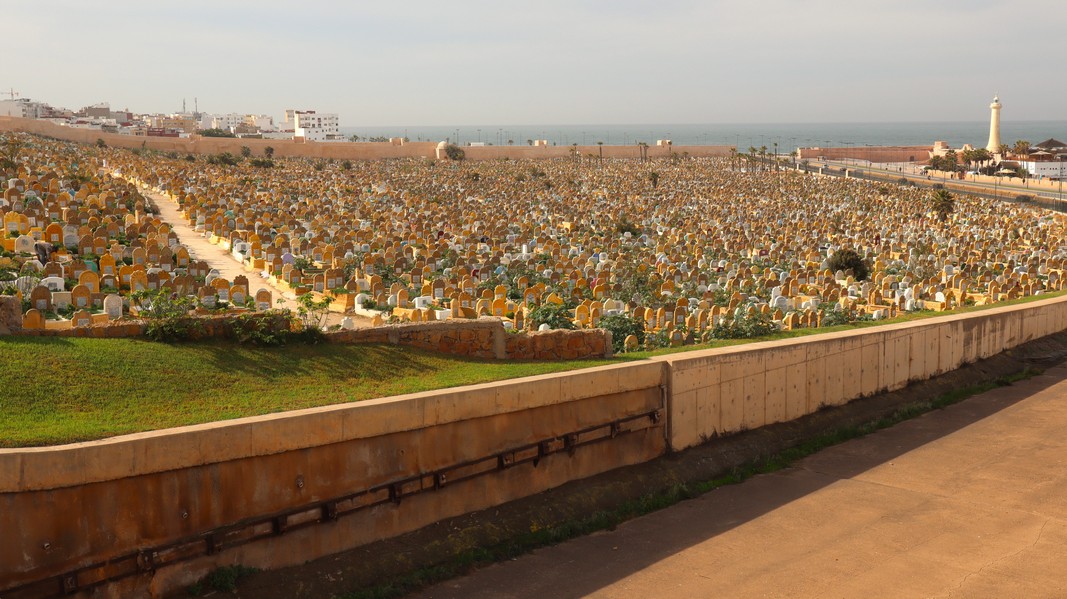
[339,121,1067,150]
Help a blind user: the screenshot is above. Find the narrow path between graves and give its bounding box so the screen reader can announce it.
[129,181,360,329]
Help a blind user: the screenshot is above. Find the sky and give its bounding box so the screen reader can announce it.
[3,0,1065,127]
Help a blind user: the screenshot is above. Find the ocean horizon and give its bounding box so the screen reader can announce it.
[339,121,1067,150]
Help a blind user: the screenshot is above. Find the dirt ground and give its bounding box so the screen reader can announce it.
[199,332,1067,599]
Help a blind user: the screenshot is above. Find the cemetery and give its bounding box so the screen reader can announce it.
[3,132,1066,355]
[4,130,1067,598]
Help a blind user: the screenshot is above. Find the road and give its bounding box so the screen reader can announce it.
[414,364,1067,598]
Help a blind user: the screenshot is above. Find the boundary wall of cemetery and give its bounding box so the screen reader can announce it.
[0,299,612,361]
[0,117,733,161]
[2,290,1066,597]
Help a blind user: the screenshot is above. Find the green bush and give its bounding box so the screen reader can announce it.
[827,248,870,281]
[206,152,240,166]
[444,144,465,161]
[188,565,259,595]
[709,311,776,340]
[527,303,576,330]
[132,289,202,342]
[224,312,292,346]
[598,313,644,352]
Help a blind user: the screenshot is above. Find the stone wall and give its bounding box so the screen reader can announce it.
[0,296,22,335]
[7,312,613,361]
[325,319,612,361]
[664,295,1067,450]
[0,117,732,162]
[0,361,666,596]
[797,145,932,163]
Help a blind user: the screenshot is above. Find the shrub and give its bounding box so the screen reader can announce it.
[444,144,465,161]
[199,128,236,138]
[527,303,576,330]
[827,248,870,281]
[95,138,106,148]
[206,152,240,166]
[188,565,260,595]
[1015,194,1033,203]
[616,219,642,236]
[598,313,644,352]
[709,311,776,339]
[249,158,274,168]
[224,311,292,346]
[132,289,202,342]
[240,146,251,158]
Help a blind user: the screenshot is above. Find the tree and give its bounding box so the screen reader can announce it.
[264,146,274,158]
[648,170,660,188]
[444,144,465,161]
[930,188,955,223]
[199,128,236,138]
[1012,140,1031,157]
[827,248,870,281]
[240,146,251,158]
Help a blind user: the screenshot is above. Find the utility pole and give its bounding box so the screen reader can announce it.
[3,87,19,100]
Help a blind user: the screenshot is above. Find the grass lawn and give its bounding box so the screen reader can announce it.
[2,291,1062,448]
[0,338,619,448]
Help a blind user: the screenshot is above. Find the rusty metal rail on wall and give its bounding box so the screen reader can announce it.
[1,408,663,599]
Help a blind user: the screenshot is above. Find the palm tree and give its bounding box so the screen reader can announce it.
[930,189,955,223]
[997,144,1010,157]
[1012,140,1031,157]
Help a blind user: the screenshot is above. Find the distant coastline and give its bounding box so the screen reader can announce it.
[340,121,1067,150]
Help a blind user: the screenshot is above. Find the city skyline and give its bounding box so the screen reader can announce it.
[3,1,1066,126]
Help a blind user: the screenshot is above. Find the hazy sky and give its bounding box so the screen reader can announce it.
[4,1,1065,127]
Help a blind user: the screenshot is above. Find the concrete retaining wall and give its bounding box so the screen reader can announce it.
[664,297,1067,450]
[0,362,665,596]
[2,294,1066,597]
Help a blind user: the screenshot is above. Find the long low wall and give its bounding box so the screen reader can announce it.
[0,117,731,161]
[3,295,1066,597]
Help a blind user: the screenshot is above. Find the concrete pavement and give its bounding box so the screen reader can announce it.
[415,365,1067,598]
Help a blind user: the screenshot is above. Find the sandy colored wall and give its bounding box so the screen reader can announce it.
[797,145,932,163]
[0,117,731,162]
[664,295,1067,450]
[0,361,666,595]
[12,315,612,361]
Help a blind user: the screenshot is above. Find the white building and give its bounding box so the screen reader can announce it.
[198,112,243,132]
[1018,160,1067,180]
[245,114,275,132]
[0,98,46,118]
[288,109,342,142]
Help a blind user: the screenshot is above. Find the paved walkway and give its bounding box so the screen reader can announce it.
[415,365,1067,598]
[126,178,362,328]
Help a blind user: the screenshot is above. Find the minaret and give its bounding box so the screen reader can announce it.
[986,95,1002,153]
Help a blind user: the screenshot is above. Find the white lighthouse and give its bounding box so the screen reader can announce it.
[986,95,1002,153]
